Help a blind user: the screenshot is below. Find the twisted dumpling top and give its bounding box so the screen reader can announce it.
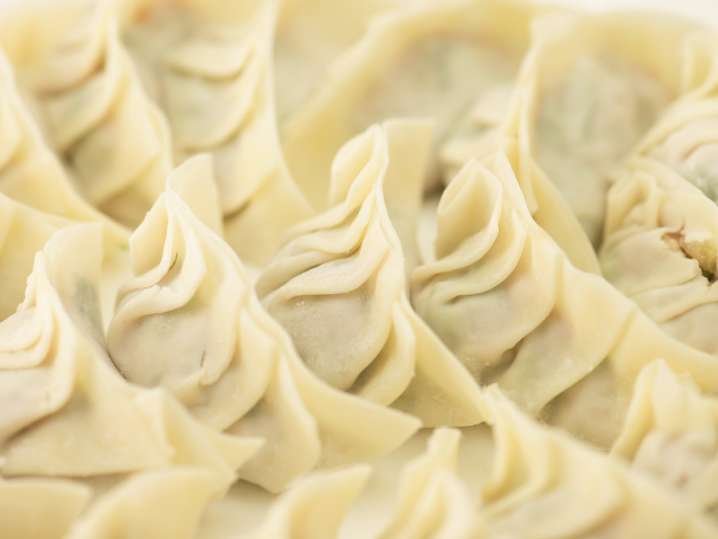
[107,155,420,492]
[258,121,486,427]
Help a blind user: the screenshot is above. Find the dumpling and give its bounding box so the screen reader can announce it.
[250,429,479,539]
[0,194,68,320]
[119,0,313,266]
[0,0,170,226]
[278,0,597,275]
[600,35,718,355]
[0,47,131,329]
[251,466,370,539]
[612,359,718,517]
[377,402,715,538]
[412,157,624,405]
[257,122,485,427]
[248,389,718,538]
[634,32,718,201]
[0,49,128,241]
[378,428,479,539]
[0,196,130,347]
[510,12,692,247]
[601,158,718,355]
[282,0,551,207]
[107,155,420,492]
[0,224,261,479]
[274,0,405,124]
[412,153,718,448]
[478,387,716,538]
[0,213,259,539]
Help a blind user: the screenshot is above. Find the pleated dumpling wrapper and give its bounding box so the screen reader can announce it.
[251,466,370,539]
[0,0,170,226]
[600,34,718,355]
[0,195,69,321]
[279,0,598,277]
[412,153,718,448]
[508,12,694,247]
[120,0,313,266]
[0,192,129,350]
[476,387,717,538]
[612,359,718,517]
[273,0,405,125]
[0,48,128,242]
[602,158,718,355]
[251,429,479,539]
[282,0,553,208]
[377,428,480,539]
[107,155,419,492]
[257,121,486,428]
[0,224,261,481]
[633,32,718,201]
[249,390,718,538]
[0,47,130,324]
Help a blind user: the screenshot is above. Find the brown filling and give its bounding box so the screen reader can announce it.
[663,227,717,283]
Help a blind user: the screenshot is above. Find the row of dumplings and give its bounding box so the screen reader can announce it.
[3,123,718,536]
[1,0,718,536]
[7,381,717,538]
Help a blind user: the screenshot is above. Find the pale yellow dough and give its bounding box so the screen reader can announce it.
[1,1,718,538]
